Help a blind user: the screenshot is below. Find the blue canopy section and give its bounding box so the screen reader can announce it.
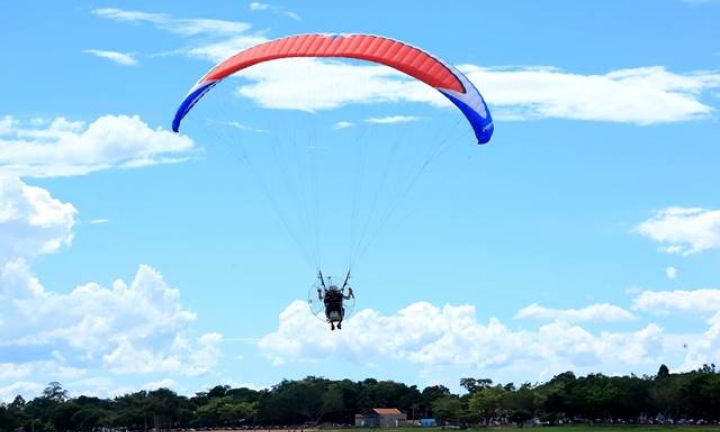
[172,81,217,133]
[442,92,494,144]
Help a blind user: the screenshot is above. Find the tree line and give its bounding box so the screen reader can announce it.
[1,364,719,432]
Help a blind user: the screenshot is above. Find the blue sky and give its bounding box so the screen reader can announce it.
[1,0,720,400]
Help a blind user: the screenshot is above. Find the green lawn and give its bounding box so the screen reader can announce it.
[529,428,720,432]
[332,427,720,432]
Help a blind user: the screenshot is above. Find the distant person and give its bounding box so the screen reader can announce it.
[317,274,354,330]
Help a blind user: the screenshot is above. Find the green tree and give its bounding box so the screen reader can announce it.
[469,385,507,425]
[50,402,81,431]
[431,396,463,424]
[460,378,493,394]
[505,384,537,426]
[43,383,68,403]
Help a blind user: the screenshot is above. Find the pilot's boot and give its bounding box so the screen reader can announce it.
[331,322,335,331]
[337,322,342,329]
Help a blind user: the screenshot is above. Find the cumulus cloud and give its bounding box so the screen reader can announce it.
[83,49,138,66]
[679,311,720,370]
[0,382,44,403]
[0,260,222,376]
[0,116,16,134]
[0,361,84,382]
[633,289,720,316]
[636,207,720,255]
[0,176,76,262]
[0,178,222,383]
[259,301,673,380]
[666,266,678,280]
[631,288,720,372]
[515,303,636,323]
[0,115,195,177]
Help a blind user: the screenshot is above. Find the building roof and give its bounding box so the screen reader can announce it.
[373,408,403,415]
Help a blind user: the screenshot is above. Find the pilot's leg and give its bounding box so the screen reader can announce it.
[338,307,345,329]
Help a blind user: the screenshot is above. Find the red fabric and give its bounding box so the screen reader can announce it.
[204,34,464,93]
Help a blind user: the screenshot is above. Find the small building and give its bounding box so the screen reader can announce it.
[355,408,407,428]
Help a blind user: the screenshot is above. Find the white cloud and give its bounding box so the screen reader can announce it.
[92,8,250,37]
[96,9,720,125]
[234,58,444,111]
[102,332,222,375]
[466,65,720,124]
[249,2,271,11]
[83,49,138,66]
[0,116,16,134]
[0,259,222,376]
[89,218,109,225]
[0,361,85,382]
[0,382,44,403]
[636,207,720,255]
[66,377,127,399]
[0,176,76,262]
[184,35,268,63]
[0,363,32,381]
[142,378,178,390]
[92,8,265,64]
[0,177,223,376]
[515,303,636,323]
[633,289,720,316]
[259,300,674,380]
[678,310,720,370]
[333,121,354,130]
[0,115,194,177]
[230,61,720,124]
[282,11,302,21]
[365,115,423,124]
[229,121,266,133]
[666,266,678,280]
[249,2,301,21]
[0,178,223,397]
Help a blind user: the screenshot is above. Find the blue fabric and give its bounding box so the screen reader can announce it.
[172,81,217,132]
[442,91,494,144]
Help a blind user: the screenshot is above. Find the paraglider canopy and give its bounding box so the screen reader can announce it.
[172,33,494,144]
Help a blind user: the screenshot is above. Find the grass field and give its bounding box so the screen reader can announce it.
[502,428,720,432]
[313,427,720,432]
